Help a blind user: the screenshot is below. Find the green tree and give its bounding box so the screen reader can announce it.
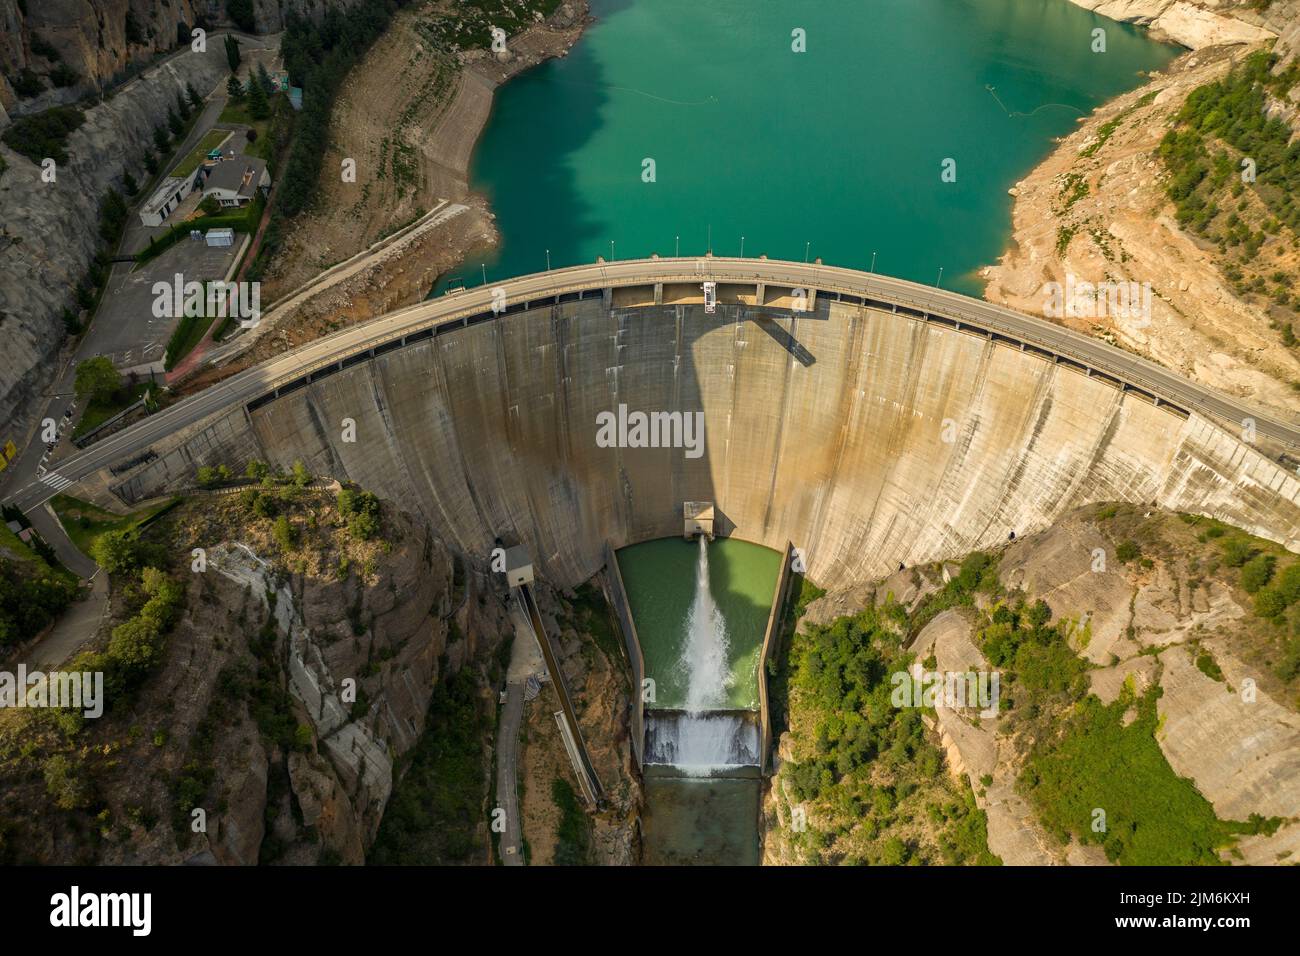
[43,755,92,810]
[1222,538,1256,568]
[246,74,269,120]
[1240,554,1276,594]
[1274,563,1300,607]
[226,73,244,102]
[74,356,120,403]
[186,81,204,111]
[291,460,311,487]
[90,530,143,573]
[273,515,297,551]
[195,464,230,488]
[152,124,170,153]
[879,837,909,866]
[337,487,381,540]
[256,62,276,96]
[224,34,241,72]
[108,615,163,670]
[1115,541,1141,563]
[1255,587,1288,619]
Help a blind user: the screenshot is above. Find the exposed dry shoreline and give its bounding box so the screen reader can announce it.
[985,4,1300,422]
[189,1,592,390]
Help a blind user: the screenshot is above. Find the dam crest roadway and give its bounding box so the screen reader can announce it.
[8,257,1300,588]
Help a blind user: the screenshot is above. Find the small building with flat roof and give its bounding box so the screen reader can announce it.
[204,227,235,247]
[139,175,195,227]
[503,546,533,588]
[684,501,715,539]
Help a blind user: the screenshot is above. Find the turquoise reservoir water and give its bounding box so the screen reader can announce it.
[453,0,1179,295]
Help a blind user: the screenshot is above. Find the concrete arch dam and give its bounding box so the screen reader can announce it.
[40,258,1300,589]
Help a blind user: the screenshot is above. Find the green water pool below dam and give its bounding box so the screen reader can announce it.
[616,536,781,712]
[615,536,782,864]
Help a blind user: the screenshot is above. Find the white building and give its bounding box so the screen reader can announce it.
[204,227,235,248]
[504,546,534,588]
[139,175,196,227]
[200,156,271,208]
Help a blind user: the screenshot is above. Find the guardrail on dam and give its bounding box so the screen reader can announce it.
[19,258,1300,591]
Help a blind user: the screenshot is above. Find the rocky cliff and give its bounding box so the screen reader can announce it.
[0,487,512,865]
[989,2,1300,418]
[0,0,344,115]
[1066,0,1285,49]
[765,504,1300,865]
[0,36,231,444]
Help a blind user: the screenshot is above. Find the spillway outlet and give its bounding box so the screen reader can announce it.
[643,710,761,775]
[683,501,715,540]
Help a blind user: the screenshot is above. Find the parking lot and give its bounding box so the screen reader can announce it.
[86,239,242,371]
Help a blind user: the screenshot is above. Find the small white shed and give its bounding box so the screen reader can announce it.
[504,546,534,588]
[204,228,235,248]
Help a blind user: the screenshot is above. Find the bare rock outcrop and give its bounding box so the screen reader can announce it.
[0,0,348,112]
[0,37,232,433]
[1067,0,1278,49]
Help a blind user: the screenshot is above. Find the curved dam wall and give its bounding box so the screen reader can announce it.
[101,295,1300,588]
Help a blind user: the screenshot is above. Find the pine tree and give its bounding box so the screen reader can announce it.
[246,74,269,120]
[186,81,203,111]
[227,74,245,102]
[256,62,275,96]
[224,35,241,72]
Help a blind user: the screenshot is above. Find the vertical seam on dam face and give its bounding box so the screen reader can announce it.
[806,307,865,577]
[927,333,993,560]
[405,341,476,559]
[1076,387,1127,503]
[976,362,1055,547]
[501,308,558,573]
[759,310,794,537]
[851,314,930,579]
[380,349,460,555]
[367,359,424,525]
[434,334,496,554]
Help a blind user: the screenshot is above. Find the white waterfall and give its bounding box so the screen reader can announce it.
[643,535,758,775]
[644,711,759,771]
[681,534,730,711]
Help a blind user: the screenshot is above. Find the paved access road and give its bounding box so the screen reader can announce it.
[7,257,1299,515]
[0,38,269,524]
